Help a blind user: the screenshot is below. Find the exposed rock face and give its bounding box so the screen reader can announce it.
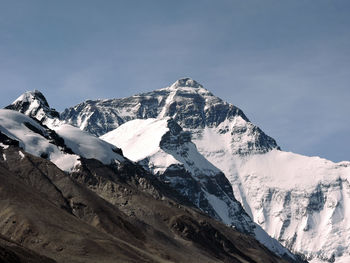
[5,90,59,123]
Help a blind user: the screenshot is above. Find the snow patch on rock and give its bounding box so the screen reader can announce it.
[0,109,123,171]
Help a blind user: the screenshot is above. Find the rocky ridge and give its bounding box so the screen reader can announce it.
[61,78,278,155]
[5,90,60,123]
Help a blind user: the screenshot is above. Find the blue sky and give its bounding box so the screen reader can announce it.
[1,0,349,162]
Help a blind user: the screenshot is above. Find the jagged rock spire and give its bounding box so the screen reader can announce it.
[170,78,203,89]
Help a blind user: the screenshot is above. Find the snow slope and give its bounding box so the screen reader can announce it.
[102,118,171,166]
[190,112,350,263]
[0,109,124,171]
[0,109,79,171]
[227,151,350,263]
[55,124,124,164]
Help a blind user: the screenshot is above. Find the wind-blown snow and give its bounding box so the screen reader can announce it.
[55,124,124,164]
[236,149,349,190]
[101,118,169,163]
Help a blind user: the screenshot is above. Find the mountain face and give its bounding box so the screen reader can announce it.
[59,78,350,263]
[61,78,279,155]
[100,117,297,258]
[0,104,293,262]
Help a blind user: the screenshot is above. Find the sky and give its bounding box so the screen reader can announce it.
[0,0,349,162]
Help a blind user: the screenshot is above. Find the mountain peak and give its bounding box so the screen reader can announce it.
[5,90,59,122]
[170,78,203,89]
[13,90,49,107]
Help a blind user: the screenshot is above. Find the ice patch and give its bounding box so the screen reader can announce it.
[101,118,169,162]
[205,191,231,224]
[18,151,25,160]
[0,143,9,149]
[158,89,177,119]
[53,154,80,172]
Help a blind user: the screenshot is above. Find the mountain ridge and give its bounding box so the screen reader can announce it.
[61,78,279,155]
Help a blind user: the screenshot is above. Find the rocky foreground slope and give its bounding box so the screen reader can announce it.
[60,78,350,263]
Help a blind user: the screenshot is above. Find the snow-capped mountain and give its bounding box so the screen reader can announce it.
[5,89,298,261]
[61,78,350,263]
